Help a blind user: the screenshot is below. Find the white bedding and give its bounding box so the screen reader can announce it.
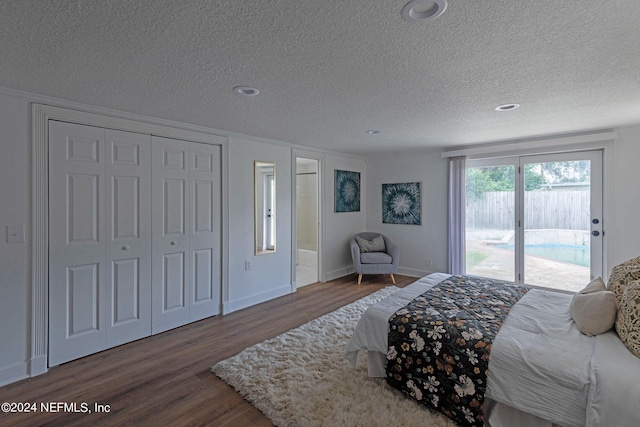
[488,288,640,427]
[345,273,640,427]
[486,289,592,427]
[587,329,640,427]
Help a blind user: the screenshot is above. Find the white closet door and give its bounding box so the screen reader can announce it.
[49,124,221,363]
[49,122,153,365]
[105,129,152,346]
[151,137,222,333]
[49,121,107,366]
[151,137,191,334]
[189,143,221,321]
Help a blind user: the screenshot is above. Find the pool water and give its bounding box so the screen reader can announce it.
[495,244,590,267]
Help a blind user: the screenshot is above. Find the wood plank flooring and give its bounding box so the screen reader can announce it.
[0,274,416,427]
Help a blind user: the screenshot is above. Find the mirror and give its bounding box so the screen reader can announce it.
[255,161,276,255]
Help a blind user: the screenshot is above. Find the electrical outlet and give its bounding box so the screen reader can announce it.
[244,261,251,271]
[426,258,432,268]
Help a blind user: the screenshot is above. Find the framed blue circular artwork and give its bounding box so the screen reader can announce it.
[382,182,421,225]
[335,170,361,212]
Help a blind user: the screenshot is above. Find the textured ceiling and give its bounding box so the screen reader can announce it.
[1,0,640,154]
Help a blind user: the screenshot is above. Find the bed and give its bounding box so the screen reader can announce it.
[345,273,640,427]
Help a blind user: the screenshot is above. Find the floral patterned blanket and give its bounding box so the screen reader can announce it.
[386,275,529,427]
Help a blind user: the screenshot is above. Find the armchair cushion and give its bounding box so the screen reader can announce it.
[355,234,386,253]
[361,252,393,264]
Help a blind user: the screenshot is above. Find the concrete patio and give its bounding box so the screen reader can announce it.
[466,238,590,292]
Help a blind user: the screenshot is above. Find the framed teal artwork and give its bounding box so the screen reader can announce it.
[335,170,360,212]
[382,182,421,225]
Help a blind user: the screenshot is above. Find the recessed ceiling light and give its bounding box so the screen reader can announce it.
[401,0,448,24]
[233,86,260,96]
[495,103,520,111]
[366,130,380,135]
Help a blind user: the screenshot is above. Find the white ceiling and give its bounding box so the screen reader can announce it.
[1,1,639,154]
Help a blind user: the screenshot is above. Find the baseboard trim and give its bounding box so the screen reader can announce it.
[321,266,431,283]
[323,266,354,282]
[0,361,29,387]
[397,267,431,278]
[29,355,48,377]
[222,285,292,314]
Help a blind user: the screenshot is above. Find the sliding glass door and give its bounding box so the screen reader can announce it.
[520,152,602,289]
[465,160,516,281]
[466,150,603,291]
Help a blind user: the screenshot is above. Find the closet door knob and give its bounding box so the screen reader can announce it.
[170,240,178,245]
[121,245,130,251]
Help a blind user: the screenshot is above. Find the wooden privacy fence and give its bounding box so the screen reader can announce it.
[466,191,590,230]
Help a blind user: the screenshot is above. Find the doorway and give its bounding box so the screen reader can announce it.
[465,150,603,291]
[295,157,320,286]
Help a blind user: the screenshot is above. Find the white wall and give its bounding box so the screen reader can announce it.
[0,92,30,386]
[611,126,640,265]
[365,151,448,277]
[322,154,367,281]
[225,137,293,312]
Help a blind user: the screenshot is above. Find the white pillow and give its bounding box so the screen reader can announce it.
[570,277,616,337]
[581,276,606,294]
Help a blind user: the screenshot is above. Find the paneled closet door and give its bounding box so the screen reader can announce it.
[49,121,107,366]
[151,137,221,333]
[189,143,221,321]
[151,137,191,334]
[49,122,152,366]
[105,129,152,347]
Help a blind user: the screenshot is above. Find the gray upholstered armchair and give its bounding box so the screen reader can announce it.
[350,232,399,285]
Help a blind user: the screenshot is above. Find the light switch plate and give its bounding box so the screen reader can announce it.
[6,225,25,243]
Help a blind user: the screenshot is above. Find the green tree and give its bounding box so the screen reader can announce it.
[466,164,546,199]
[466,166,513,199]
[524,164,545,191]
[538,160,590,184]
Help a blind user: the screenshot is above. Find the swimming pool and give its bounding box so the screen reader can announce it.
[494,244,590,267]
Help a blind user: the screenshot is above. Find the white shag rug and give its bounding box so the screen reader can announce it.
[211,287,458,427]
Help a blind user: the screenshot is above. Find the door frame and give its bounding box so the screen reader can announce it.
[31,103,228,377]
[466,143,613,287]
[518,150,604,283]
[291,150,324,291]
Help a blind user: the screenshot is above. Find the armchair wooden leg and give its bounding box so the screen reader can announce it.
[390,274,396,285]
[357,274,363,285]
